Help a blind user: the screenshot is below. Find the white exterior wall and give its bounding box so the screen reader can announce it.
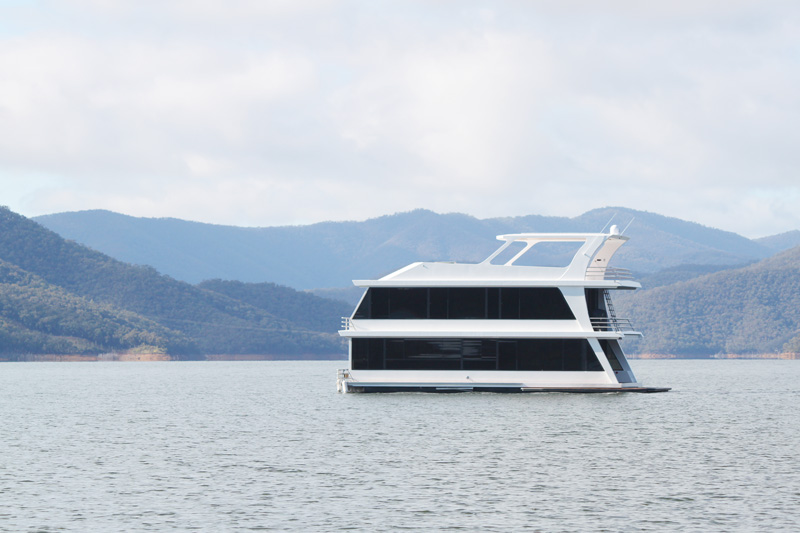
[344,319,620,338]
[347,369,616,387]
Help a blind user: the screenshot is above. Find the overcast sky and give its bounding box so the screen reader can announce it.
[1,0,798,237]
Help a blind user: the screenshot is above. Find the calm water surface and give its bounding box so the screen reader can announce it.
[1,360,798,532]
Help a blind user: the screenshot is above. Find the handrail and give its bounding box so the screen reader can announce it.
[341,317,353,330]
[585,267,636,281]
[590,317,638,333]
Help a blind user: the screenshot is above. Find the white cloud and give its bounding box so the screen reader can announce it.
[1,0,799,237]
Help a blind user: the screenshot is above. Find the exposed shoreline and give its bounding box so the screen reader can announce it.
[630,352,800,360]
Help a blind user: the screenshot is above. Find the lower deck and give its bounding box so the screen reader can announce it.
[346,336,641,383]
[342,382,670,393]
[337,336,670,392]
[336,367,669,393]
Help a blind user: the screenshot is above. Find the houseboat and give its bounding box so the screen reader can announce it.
[337,226,669,393]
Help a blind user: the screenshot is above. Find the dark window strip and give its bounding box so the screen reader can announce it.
[354,287,575,320]
[352,338,603,371]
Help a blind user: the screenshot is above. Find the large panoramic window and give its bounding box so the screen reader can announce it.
[353,288,575,320]
[351,338,603,371]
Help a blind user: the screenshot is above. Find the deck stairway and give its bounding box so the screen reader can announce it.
[589,290,640,335]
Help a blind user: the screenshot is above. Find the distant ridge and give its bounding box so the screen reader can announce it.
[755,230,800,253]
[35,207,777,289]
[617,245,800,357]
[0,208,346,359]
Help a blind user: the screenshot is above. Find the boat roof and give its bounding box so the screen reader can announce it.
[353,227,638,288]
[496,232,624,241]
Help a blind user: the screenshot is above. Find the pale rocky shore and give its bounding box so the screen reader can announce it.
[631,352,800,360]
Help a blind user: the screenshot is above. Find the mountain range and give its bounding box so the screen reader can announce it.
[34,207,797,291]
[3,206,798,358]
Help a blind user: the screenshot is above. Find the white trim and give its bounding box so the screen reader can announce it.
[353,278,640,289]
[347,369,617,387]
[340,330,626,339]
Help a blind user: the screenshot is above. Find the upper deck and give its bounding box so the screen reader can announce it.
[353,227,639,289]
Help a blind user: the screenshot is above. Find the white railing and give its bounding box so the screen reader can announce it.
[590,317,638,333]
[341,317,353,330]
[585,267,636,281]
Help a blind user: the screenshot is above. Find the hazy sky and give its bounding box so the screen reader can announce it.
[1,1,798,237]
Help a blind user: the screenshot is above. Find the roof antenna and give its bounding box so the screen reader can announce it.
[600,213,616,233]
[621,217,635,235]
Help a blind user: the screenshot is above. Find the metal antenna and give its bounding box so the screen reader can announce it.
[600,213,616,233]
[621,217,635,235]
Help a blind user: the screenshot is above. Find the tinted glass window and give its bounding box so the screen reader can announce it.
[353,287,574,320]
[487,288,500,319]
[449,288,486,319]
[498,341,516,370]
[368,338,385,369]
[389,288,427,319]
[352,338,602,371]
[387,339,461,370]
[463,339,497,370]
[500,288,520,319]
[519,288,575,320]
[351,338,369,369]
[352,338,385,370]
[386,338,403,359]
[429,288,447,319]
[371,288,390,319]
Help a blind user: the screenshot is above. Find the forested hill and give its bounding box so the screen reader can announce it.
[0,258,193,356]
[198,279,351,333]
[0,207,346,359]
[35,207,777,289]
[617,246,800,357]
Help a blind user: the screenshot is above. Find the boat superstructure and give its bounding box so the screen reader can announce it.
[337,226,668,393]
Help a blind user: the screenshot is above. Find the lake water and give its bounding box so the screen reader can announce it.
[1,360,798,532]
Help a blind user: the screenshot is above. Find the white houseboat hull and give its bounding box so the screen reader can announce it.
[337,228,670,393]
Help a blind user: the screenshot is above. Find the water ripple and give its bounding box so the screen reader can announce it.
[0,360,798,531]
